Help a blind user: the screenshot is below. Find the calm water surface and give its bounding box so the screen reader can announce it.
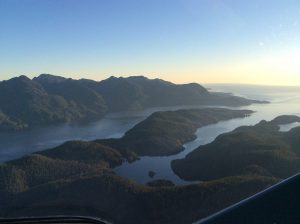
[279,122,300,132]
[1,85,300,185]
[0,105,204,163]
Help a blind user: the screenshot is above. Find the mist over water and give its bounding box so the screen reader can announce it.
[0,84,300,184]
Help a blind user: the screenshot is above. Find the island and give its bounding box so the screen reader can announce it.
[172,115,300,181]
[97,108,253,157]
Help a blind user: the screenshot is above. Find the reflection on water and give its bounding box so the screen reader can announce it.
[1,85,300,185]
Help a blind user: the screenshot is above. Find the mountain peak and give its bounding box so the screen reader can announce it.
[106,75,148,81]
[19,75,31,81]
[4,75,32,84]
[127,75,148,80]
[34,74,67,84]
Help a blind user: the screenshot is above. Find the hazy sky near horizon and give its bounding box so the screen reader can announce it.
[1,0,300,85]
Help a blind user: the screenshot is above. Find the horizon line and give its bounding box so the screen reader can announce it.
[1,74,300,88]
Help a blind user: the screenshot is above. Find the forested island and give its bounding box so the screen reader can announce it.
[172,115,300,181]
[96,108,253,157]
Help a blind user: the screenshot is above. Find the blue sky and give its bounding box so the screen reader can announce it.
[1,0,300,85]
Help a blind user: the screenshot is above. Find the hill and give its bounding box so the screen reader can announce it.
[0,146,277,224]
[172,115,300,181]
[97,108,253,156]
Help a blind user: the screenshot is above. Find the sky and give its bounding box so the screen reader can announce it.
[1,0,300,85]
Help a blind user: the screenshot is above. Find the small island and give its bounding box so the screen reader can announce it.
[148,171,156,178]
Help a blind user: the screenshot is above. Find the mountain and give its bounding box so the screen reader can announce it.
[33,74,108,117]
[0,74,108,131]
[37,74,261,112]
[0,75,94,130]
[94,76,210,111]
[0,74,266,131]
[81,75,265,111]
[172,115,300,181]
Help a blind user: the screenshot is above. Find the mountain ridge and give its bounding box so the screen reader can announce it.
[0,74,267,131]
